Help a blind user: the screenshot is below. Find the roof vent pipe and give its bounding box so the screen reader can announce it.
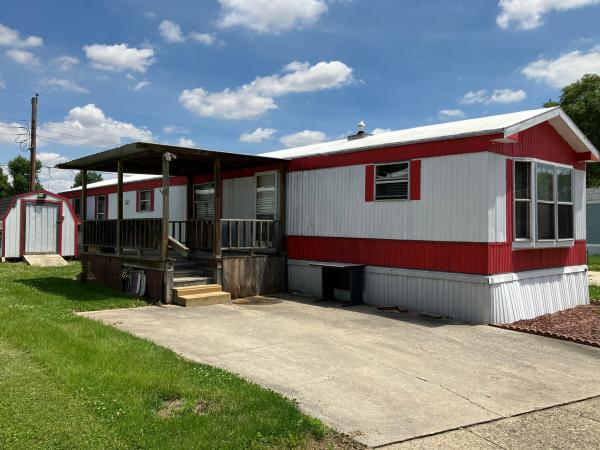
[347,120,370,141]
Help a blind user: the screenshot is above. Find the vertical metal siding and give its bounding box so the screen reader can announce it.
[4,200,20,257]
[289,260,588,324]
[61,204,76,256]
[586,203,600,244]
[490,270,588,324]
[24,203,59,254]
[287,153,506,243]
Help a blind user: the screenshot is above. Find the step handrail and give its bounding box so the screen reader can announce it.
[168,236,189,257]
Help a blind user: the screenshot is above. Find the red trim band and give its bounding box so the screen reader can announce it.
[287,235,586,275]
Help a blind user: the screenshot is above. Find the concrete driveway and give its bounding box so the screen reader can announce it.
[81,295,600,447]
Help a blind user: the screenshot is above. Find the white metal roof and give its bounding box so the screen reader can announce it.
[260,107,599,161]
[62,174,160,193]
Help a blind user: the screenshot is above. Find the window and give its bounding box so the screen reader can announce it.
[514,161,531,240]
[72,198,81,218]
[256,173,277,220]
[536,164,555,240]
[194,183,214,219]
[138,189,152,212]
[557,168,573,239]
[375,162,409,200]
[513,160,574,243]
[96,195,107,220]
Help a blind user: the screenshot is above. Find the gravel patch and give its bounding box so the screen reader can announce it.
[492,304,600,348]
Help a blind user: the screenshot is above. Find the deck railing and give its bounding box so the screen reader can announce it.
[221,219,280,250]
[82,218,279,253]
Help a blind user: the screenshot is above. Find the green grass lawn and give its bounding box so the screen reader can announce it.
[588,254,600,272]
[0,263,326,450]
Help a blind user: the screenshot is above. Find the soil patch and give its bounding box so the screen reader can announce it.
[492,304,600,348]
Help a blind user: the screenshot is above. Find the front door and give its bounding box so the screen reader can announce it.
[24,202,59,254]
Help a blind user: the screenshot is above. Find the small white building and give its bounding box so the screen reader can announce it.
[0,190,79,260]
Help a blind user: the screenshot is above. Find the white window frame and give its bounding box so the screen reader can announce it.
[193,182,214,219]
[374,161,410,202]
[96,195,107,220]
[72,198,81,218]
[138,189,152,212]
[512,158,575,250]
[255,170,279,220]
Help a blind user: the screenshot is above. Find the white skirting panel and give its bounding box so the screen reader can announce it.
[287,260,589,324]
[490,269,589,324]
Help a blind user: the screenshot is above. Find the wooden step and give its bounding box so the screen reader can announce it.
[174,284,223,296]
[174,291,231,307]
[173,276,212,287]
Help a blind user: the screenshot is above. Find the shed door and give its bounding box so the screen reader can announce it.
[24,202,59,254]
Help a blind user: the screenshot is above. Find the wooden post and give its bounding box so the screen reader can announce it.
[213,158,222,258]
[162,153,172,304]
[81,169,88,281]
[161,153,170,259]
[278,165,287,254]
[116,160,123,255]
[213,158,222,286]
[187,174,194,247]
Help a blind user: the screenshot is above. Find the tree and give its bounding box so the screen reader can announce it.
[0,167,10,198]
[72,171,103,188]
[8,156,42,194]
[549,74,600,187]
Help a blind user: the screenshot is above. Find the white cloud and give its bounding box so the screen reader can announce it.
[459,88,526,104]
[175,137,196,147]
[217,0,328,34]
[159,20,185,43]
[41,104,154,148]
[189,32,218,46]
[37,152,75,192]
[143,11,157,20]
[52,55,79,71]
[522,48,600,87]
[84,43,155,73]
[438,109,466,119]
[239,127,277,143]
[0,75,5,89]
[280,130,327,147]
[180,60,354,120]
[6,49,39,66]
[133,80,151,91]
[497,0,600,30]
[0,23,42,48]
[371,128,392,135]
[42,78,89,94]
[163,125,191,134]
[0,121,28,145]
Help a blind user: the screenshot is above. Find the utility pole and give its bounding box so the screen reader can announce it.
[29,93,38,191]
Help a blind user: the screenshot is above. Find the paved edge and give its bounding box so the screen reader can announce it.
[374,394,600,449]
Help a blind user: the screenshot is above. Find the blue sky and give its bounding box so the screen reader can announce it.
[1,0,600,190]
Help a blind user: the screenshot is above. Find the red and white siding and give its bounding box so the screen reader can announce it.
[285,122,589,323]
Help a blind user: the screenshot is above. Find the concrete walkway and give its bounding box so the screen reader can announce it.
[81,296,600,448]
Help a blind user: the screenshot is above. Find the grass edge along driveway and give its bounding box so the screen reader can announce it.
[0,263,326,450]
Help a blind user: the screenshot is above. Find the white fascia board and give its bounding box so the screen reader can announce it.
[504,107,599,160]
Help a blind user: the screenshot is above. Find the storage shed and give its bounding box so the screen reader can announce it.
[1,190,79,260]
[587,187,600,255]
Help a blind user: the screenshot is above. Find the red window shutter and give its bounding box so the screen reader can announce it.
[410,160,421,200]
[150,189,155,212]
[136,191,140,212]
[365,165,375,202]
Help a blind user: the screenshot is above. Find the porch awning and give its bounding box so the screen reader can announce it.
[56,142,284,175]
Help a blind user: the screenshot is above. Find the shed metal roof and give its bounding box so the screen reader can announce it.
[259,107,599,161]
[0,195,15,218]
